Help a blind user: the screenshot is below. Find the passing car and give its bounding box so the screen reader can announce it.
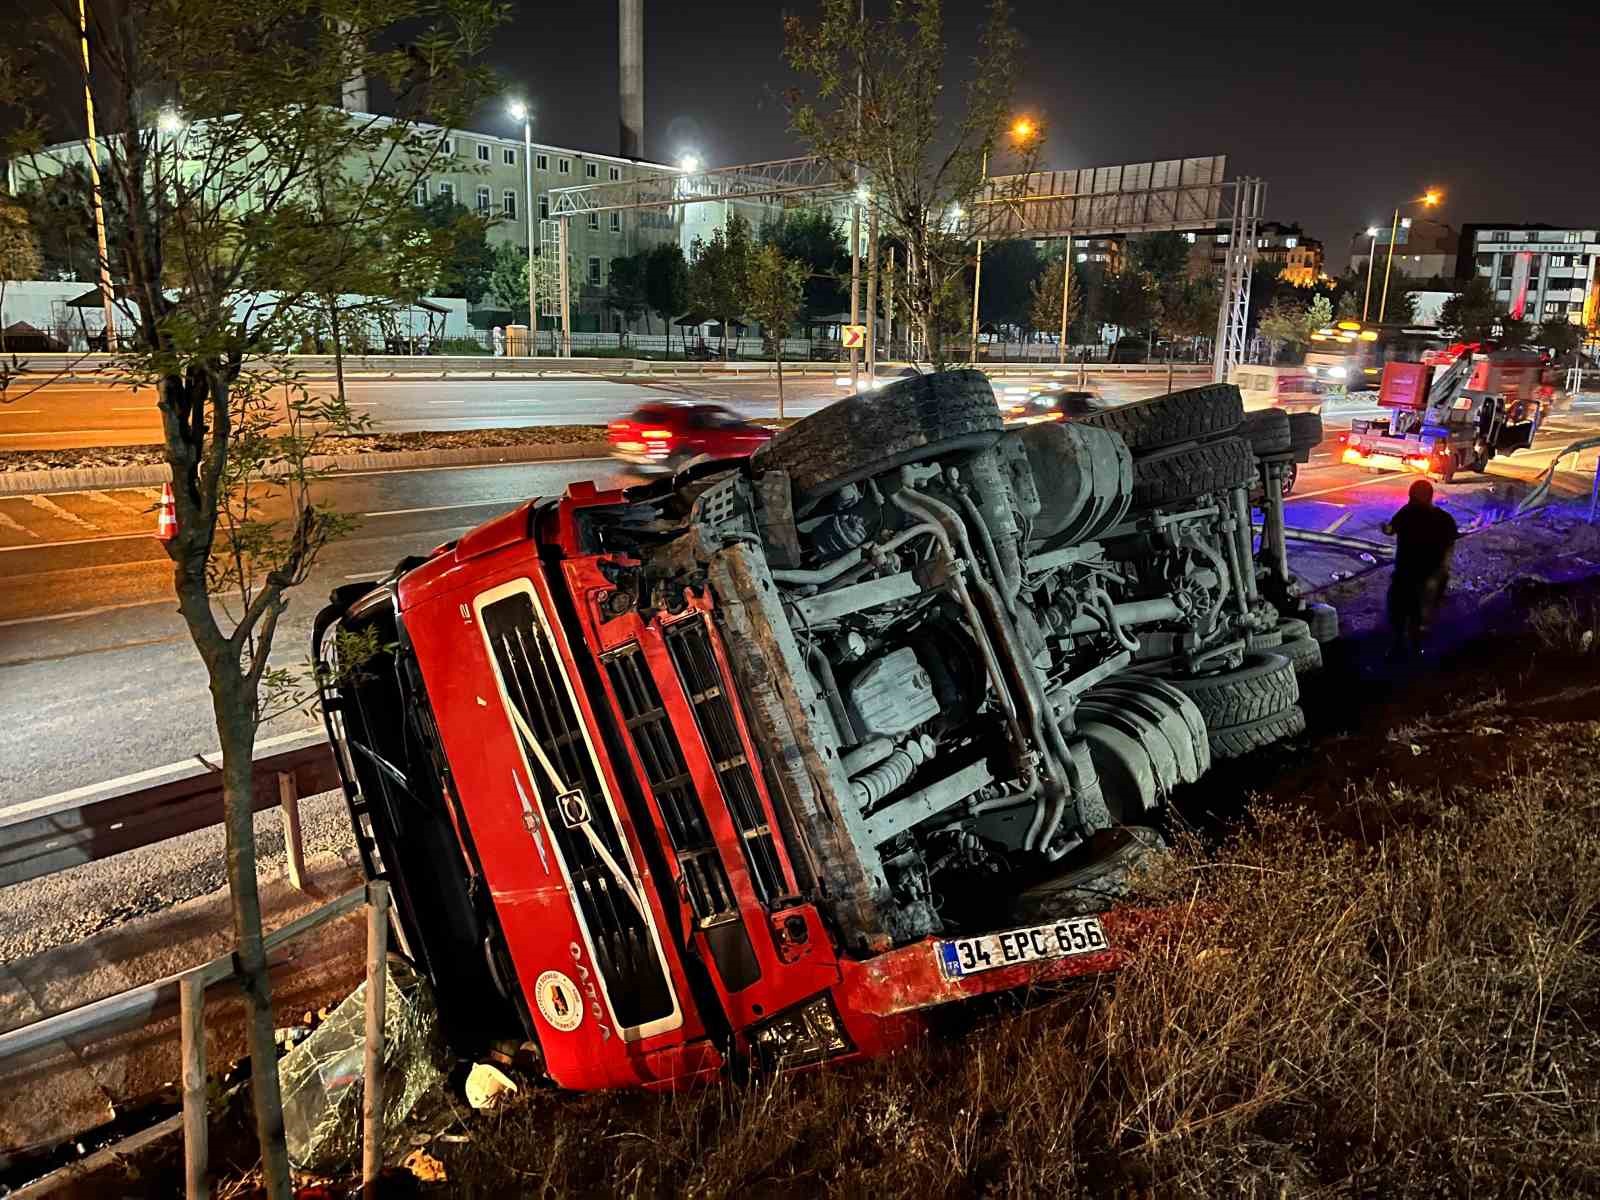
[315,373,1335,1091]
[1005,387,1105,424]
[1229,366,1329,415]
[606,401,771,474]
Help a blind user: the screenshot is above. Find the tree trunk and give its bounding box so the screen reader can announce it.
[776,350,784,420]
[213,685,292,1199]
[327,296,347,406]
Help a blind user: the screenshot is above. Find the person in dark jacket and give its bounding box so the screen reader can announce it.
[1382,478,1459,659]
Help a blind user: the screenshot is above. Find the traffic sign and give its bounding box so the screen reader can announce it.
[841,324,866,349]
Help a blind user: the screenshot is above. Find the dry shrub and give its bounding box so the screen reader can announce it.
[1528,599,1600,654]
[444,756,1600,1198]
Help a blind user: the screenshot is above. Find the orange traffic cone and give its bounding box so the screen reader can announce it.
[156,482,177,541]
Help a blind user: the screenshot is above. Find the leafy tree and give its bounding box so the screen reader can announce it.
[644,241,690,344]
[1127,231,1191,291]
[689,212,754,360]
[605,251,648,340]
[760,208,848,328]
[1027,254,1081,347]
[0,198,42,351]
[1258,295,1330,362]
[14,162,108,281]
[1,3,500,1193]
[1098,268,1156,344]
[785,0,1037,365]
[487,242,531,322]
[1535,316,1583,357]
[1439,276,1499,343]
[416,194,495,303]
[1156,275,1221,352]
[977,238,1043,336]
[745,243,807,415]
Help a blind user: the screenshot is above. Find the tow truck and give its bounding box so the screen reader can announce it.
[1341,343,1543,482]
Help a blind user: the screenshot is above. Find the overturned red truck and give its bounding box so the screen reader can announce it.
[314,372,1334,1090]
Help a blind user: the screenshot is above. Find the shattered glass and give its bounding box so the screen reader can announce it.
[278,959,449,1171]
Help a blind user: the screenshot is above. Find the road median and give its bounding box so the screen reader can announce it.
[0,428,613,496]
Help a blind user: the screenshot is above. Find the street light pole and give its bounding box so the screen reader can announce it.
[77,0,116,351]
[510,102,538,356]
[969,146,987,364]
[1361,226,1379,322]
[1379,205,1401,324]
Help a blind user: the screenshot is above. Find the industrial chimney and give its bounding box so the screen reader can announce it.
[619,0,643,158]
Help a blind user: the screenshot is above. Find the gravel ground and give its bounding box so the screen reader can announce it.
[0,790,358,964]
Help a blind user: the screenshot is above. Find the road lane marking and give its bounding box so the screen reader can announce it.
[0,410,44,415]
[0,596,172,628]
[1288,475,1402,502]
[332,457,608,479]
[0,531,152,553]
[427,400,466,405]
[111,405,156,411]
[0,429,126,438]
[22,494,99,531]
[1323,512,1353,533]
[0,511,40,540]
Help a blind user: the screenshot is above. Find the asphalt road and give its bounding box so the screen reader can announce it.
[0,370,1190,449]
[9,414,1600,808]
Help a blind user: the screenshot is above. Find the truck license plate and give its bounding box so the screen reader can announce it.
[936,917,1108,979]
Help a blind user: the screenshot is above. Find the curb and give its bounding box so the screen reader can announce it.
[0,441,613,497]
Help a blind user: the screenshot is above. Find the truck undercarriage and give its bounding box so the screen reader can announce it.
[315,371,1336,1088]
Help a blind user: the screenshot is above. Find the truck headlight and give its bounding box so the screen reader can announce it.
[748,993,852,1069]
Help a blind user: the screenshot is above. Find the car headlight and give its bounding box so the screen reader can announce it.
[1327,366,1347,381]
[748,993,852,1069]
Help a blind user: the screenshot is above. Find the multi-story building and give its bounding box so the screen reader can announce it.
[1462,225,1599,327]
[1347,216,1458,280]
[1185,221,1323,285]
[7,110,794,334]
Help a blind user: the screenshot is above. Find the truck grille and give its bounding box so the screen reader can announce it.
[479,590,674,1031]
[604,647,739,925]
[665,618,786,904]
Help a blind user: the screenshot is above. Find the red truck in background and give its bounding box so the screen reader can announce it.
[314,372,1333,1090]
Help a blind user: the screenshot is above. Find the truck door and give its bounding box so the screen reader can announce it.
[1496,398,1540,453]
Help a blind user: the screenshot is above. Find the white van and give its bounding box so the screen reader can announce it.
[1228,366,1329,414]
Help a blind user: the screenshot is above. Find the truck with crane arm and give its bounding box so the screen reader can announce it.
[1340,343,1546,482]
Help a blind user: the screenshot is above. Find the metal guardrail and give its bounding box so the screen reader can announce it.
[12,352,1212,384]
[0,729,338,889]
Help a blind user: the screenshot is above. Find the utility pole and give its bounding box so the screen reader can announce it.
[1057,235,1073,365]
[1361,226,1379,323]
[886,244,896,360]
[970,146,988,364]
[865,208,880,378]
[515,106,538,355]
[77,0,116,351]
[558,217,572,356]
[848,0,863,391]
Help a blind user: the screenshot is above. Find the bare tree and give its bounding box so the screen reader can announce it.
[785,0,1036,365]
[1,3,501,1192]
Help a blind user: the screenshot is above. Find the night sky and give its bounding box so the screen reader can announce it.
[491,0,1600,270]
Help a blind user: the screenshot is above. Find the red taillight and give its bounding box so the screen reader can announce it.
[640,428,674,441]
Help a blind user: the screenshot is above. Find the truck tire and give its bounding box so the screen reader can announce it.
[1275,617,1311,642]
[1247,627,1284,650]
[1077,383,1244,453]
[1241,409,1291,455]
[1305,602,1339,643]
[1131,436,1254,510]
[1288,412,1323,457]
[752,369,1002,502]
[1163,651,1299,729]
[1280,634,1323,674]
[1209,704,1307,759]
[1010,825,1166,920]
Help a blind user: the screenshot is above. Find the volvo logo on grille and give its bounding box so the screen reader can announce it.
[557,787,591,828]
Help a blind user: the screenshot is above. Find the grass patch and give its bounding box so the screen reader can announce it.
[429,732,1600,1197]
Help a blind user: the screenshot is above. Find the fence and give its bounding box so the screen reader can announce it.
[0,730,395,1198]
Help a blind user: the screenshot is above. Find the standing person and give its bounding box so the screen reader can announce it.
[1382,478,1459,660]
[492,325,505,356]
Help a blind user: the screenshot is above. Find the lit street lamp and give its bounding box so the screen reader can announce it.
[678,154,700,174]
[1376,188,1443,323]
[509,101,537,354]
[971,117,1040,362]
